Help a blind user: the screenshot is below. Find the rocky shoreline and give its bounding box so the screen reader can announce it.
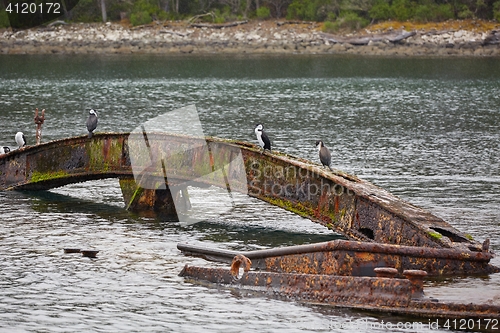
[1,20,499,57]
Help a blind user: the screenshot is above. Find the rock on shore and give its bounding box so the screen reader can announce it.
[1,20,499,57]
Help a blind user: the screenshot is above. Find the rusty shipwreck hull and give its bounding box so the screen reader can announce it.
[0,132,492,253]
[179,256,500,323]
[178,240,499,276]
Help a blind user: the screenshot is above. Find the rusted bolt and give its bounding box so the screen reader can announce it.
[374,267,398,278]
[403,269,427,298]
[230,254,252,279]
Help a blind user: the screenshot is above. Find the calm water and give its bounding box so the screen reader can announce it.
[0,54,499,332]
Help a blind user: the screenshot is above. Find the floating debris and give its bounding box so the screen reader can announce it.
[81,250,99,258]
[63,248,81,254]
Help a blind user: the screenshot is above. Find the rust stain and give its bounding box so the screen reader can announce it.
[102,138,110,159]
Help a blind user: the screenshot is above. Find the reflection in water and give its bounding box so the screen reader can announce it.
[0,54,499,332]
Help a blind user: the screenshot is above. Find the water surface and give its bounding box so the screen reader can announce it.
[0,54,499,332]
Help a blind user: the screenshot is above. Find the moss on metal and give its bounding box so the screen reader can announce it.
[30,170,69,183]
[428,231,443,240]
[264,196,316,220]
[126,186,145,210]
[86,137,123,172]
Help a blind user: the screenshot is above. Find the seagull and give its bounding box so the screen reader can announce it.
[315,140,332,171]
[0,146,10,155]
[86,109,98,138]
[15,132,26,148]
[254,124,271,153]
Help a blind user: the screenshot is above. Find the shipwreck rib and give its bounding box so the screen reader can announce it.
[0,132,489,253]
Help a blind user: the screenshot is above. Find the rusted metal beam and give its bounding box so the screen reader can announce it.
[179,255,500,323]
[177,240,499,276]
[0,133,490,252]
[180,264,419,308]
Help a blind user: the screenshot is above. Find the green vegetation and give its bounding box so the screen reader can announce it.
[369,0,455,22]
[31,170,68,183]
[428,231,443,240]
[495,1,500,21]
[0,6,9,27]
[323,11,369,32]
[0,0,499,29]
[265,196,312,218]
[256,6,271,19]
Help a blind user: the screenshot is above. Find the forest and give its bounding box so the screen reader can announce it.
[1,0,500,30]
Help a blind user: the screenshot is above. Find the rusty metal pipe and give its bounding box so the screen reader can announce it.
[177,239,495,262]
[177,240,499,276]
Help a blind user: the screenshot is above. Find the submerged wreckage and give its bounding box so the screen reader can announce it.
[0,131,498,322]
[178,240,500,322]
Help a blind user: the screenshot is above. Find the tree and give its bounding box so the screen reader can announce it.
[101,0,107,21]
[266,0,292,17]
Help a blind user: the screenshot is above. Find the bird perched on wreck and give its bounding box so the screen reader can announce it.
[254,123,271,153]
[315,140,332,171]
[0,146,10,155]
[15,132,26,149]
[86,109,98,138]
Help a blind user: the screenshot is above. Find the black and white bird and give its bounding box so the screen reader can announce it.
[254,124,271,153]
[0,146,10,155]
[15,132,26,149]
[86,109,98,138]
[315,140,332,171]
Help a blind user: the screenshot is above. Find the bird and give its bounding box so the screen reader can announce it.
[0,146,10,155]
[254,124,271,153]
[86,109,98,138]
[315,140,332,171]
[15,132,26,149]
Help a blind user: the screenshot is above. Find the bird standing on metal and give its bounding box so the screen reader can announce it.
[315,140,332,171]
[86,109,98,138]
[15,132,26,149]
[0,146,10,155]
[254,124,271,153]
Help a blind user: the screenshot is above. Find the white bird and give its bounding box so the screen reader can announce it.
[0,146,10,155]
[315,140,332,171]
[15,132,26,148]
[86,109,98,138]
[254,124,271,153]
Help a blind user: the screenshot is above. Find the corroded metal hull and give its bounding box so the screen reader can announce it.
[0,133,491,253]
[179,254,500,324]
[178,240,499,276]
